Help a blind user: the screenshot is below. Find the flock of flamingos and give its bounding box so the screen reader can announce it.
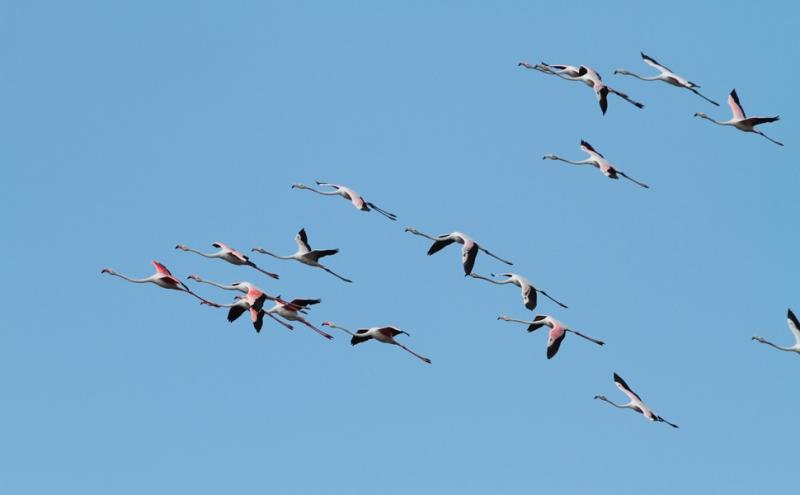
[102,52,793,430]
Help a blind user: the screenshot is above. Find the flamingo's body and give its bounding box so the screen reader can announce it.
[175,242,279,279]
[292,181,397,220]
[470,272,567,310]
[186,275,292,332]
[252,228,352,283]
[614,52,719,106]
[536,62,645,115]
[321,322,431,364]
[594,373,679,428]
[266,298,333,339]
[101,261,218,306]
[543,140,649,188]
[694,89,783,146]
[405,227,513,275]
[752,309,800,354]
[497,315,604,359]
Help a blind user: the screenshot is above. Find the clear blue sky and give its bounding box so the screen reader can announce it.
[2,1,797,493]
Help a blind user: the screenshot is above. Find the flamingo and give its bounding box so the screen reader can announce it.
[537,62,645,114]
[321,322,431,364]
[694,89,783,146]
[614,52,719,106]
[469,272,567,310]
[251,228,352,283]
[266,298,333,339]
[752,309,800,354]
[497,315,604,359]
[175,242,280,279]
[543,140,649,188]
[291,181,397,220]
[101,261,219,306]
[185,275,289,332]
[594,373,679,428]
[404,227,513,275]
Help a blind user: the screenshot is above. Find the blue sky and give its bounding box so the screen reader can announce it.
[1,1,797,493]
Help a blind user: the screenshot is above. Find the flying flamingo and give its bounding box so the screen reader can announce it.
[694,89,783,146]
[752,309,800,354]
[175,242,279,279]
[614,52,719,106]
[537,62,645,114]
[101,261,219,306]
[594,373,679,428]
[404,227,513,275]
[321,322,431,364]
[251,228,352,283]
[291,181,397,220]
[497,315,604,359]
[469,272,567,310]
[543,140,649,188]
[266,298,333,339]
[186,275,289,332]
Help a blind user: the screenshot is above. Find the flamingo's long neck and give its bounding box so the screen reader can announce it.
[407,229,440,241]
[196,279,243,292]
[111,273,151,283]
[501,317,535,325]
[185,247,219,258]
[759,339,796,352]
[598,397,629,409]
[620,71,658,81]
[552,156,592,166]
[699,114,729,126]
[304,186,340,196]
[329,324,355,336]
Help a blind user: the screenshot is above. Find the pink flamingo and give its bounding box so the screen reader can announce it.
[594,373,679,428]
[497,315,604,359]
[291,181,397,220]
[543,140,649,188]
[266,298,333,339]
[185,275,291,332]
[101,261,218,306]
[694,89,783,146]
[321,322,431,364]
[175,241,279,279]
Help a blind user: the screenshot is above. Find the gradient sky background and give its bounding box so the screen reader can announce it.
[2,1,798,493]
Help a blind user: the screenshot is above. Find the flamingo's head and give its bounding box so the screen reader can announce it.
[251,247,267,253]
[291,183,307,190]
[752,336,765,342]
[101,268,115,275]
[175,244,189,251]
[321,321,335,327]
[593,395,607,401]
[613,69,629,75]
[497,315,510,321]
[404,227,419,234]
[542,154,557,160]
[187,274,201,281]
[694,112,707,118]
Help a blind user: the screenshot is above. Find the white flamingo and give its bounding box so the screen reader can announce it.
[321,322,431,364]
[752,309,800,354]
[469,272,567,310]
[251,228,352,283]
[614,52,719,106]
[175,242,279,279]
[537,62,645,114]
[694,89,783,146]
[594,373,679,428]
[291,181,397,220]
[405,227,513,275]
[543,140,649,188]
